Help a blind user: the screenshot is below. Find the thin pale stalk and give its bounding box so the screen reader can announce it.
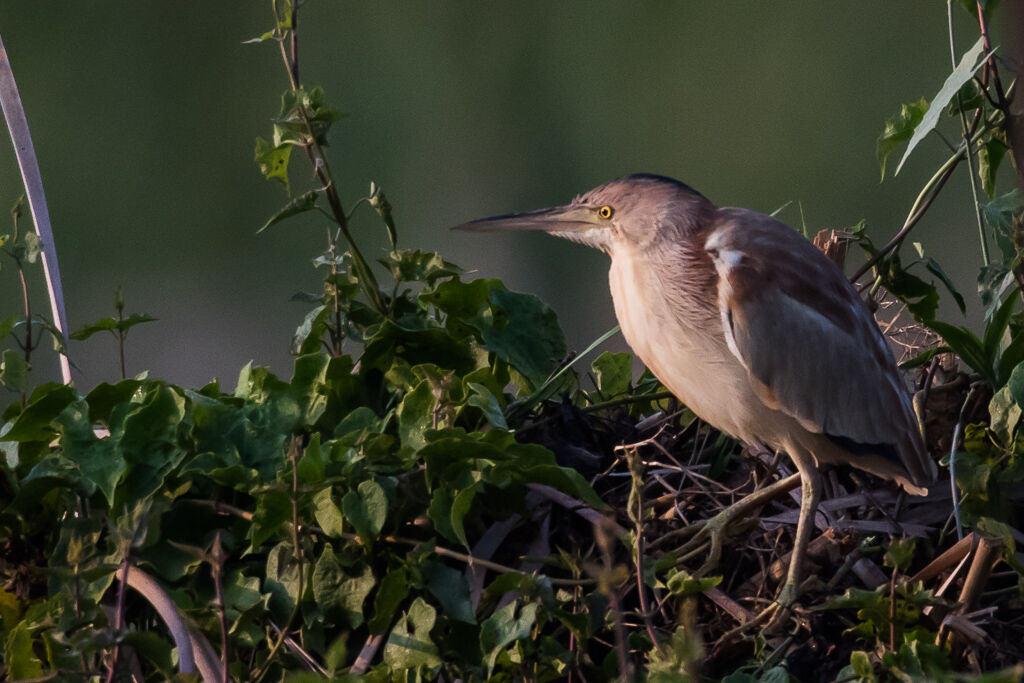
[947,0,989,266]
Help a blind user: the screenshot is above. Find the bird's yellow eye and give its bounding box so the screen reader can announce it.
[598,205,614,219]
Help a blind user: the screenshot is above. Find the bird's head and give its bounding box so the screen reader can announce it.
[452,174,713,255]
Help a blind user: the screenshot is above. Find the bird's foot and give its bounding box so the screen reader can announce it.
[672,474,802,576]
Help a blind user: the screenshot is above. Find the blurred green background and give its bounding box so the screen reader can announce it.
[0,3,1015,390]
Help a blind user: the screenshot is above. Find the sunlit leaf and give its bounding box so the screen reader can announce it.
[591,351,632,398]
[480,601,537,676]
[312,545,375,627]
[0,348,29,394]
[306,476,339,526]
[384,597,441,670]
[666,570,721,596]
[894,37,989,176]
[877,98,928,179]
[254,135,292,191]
[978,138,1008,198]
[342,479,388,546]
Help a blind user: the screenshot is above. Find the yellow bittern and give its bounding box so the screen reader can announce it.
[455,173,937,620]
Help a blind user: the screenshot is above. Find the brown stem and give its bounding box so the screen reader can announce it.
[210,533,229,683]
[289,437,303,642]
[289,2,299,89]
[851,156,961,282]
[625,449,665,657]
[104,559,131,683]
[888,566,897,652]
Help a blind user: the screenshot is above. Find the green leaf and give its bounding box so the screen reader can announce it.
[899,346,953,370]
[397,381,436,451]
[450,482,479,548]
[251,490,291,548]
[369,568,409,634]
[384,597,441,670]
[222,570,264,620]
[887,265,940,322]
[665,570,722,596]
[428,487,458,544]
[850,650,876,680]
[296,434,325,483]
[242,30,277,44]
[274,87,343,147]
[264,542,301,621]
[56,400,124,506]
[254,135,292,192]
[312,487,345,538]
[369,182,398,249]
[954,450,991,499]
[312,545,376,627]
[479,601,538,676]
[990,383,1021,445]
[0,348,29,394]
[22,231,41,264]
[257,190,319,234]
[114,385,188,505]
[0,314,16,340]
[466,381,508,430]
[70,313,157,341]
[291,304,328,355]
[925,319,992,385]
[423,560,476,624]
[591,351,632,398]
[480,288,567,390]
[978,138,1008,197]
[4,620,43,679]
[894,37,989,176]
[877,98,928,179]
[924,257,966,315]
[385,249,461,285]
[4,383,78,442]
[982,189,1024,265]
[342,479,388,546]
[983,290,1017,363]
[1007,362,1024,410]
[975,517,1017,556]
[883,537,916,571]
[0,588,22,632]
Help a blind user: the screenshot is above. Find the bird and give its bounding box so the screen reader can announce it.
[454,173,937,623]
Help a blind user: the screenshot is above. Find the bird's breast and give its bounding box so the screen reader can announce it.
[607,252,782,446]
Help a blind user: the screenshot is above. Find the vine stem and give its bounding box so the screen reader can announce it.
[272,5,386,314]
[104,558,131,683]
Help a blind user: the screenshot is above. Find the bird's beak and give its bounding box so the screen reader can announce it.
[452,205,608,249]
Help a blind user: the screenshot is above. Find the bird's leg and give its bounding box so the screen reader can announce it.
[765,460,822,632]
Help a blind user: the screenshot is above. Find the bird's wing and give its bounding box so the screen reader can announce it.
[705,208,931,482]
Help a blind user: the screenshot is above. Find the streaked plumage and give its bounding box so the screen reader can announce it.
[454,173,937,616]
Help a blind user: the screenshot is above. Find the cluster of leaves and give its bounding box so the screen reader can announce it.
[0,234,664,679]
[865,3,1024,540]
